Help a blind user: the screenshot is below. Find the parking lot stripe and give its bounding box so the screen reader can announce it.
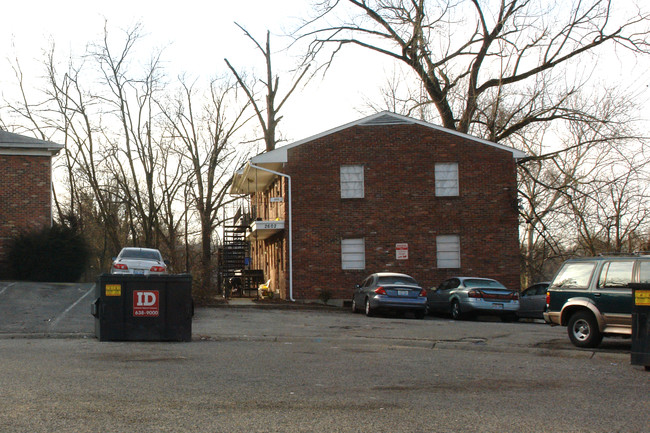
[0,282,17,296]
[49,284,95,331]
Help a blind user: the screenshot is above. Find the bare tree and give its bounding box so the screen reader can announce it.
[225,23,310,151]
[154,132,189,272]
[3,23,193,274]
[89,22,166,247]
[517,88,649,282]
[158,77,249,298]
[298,0,650,141]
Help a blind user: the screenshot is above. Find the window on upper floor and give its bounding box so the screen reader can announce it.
[340,165,364,199]
[435,162,459,197]
[437,235,460,268]
[341,238,365,270]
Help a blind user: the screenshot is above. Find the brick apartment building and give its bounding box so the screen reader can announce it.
[229,112,527,303]
[0,131,63,277]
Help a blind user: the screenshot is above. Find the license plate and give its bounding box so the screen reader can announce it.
[134,270,144,275]
[493,303,504,309]
[397,290,409,296]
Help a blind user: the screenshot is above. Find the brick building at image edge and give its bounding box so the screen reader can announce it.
[228,111,527,303]
[0,131,63,277]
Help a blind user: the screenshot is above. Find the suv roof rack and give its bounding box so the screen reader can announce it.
[597,251,650,257]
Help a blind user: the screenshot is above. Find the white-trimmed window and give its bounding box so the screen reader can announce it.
[437,235,460,268]
[435,163,459,196]
[341,238,365,270]
[340,165,364,198]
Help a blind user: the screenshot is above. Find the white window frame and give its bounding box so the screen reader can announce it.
[437,235,460,268]
[340,165,364,199]
[435,162,459,197]
[341,238,365,270]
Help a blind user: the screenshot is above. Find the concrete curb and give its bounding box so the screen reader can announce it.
[0,329,631,363]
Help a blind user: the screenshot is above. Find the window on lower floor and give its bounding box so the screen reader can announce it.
[341,238,365,270]
[437,235,460,268]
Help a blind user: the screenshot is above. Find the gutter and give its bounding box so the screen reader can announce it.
[249,163,294,302]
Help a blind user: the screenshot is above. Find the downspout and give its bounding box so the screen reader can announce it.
[249,163,294,302]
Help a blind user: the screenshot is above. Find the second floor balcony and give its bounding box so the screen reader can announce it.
[246,219,285,241]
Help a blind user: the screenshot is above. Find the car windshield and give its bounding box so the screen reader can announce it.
[120,249,161,261]
[463,279,505,289]
[378,276,418,286]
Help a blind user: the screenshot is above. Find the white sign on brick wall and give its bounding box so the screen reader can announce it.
[396,243,408,260]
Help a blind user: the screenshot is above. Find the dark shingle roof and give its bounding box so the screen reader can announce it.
[0,130,63,155]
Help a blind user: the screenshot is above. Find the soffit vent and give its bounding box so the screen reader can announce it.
[359,114,413,126]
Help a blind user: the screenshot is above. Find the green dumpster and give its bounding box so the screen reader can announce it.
[631,283,650,371]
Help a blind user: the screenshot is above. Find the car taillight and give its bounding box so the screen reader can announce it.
[468,289,483,298]
[546,291,550,306]
[374,286,387,295]
[113,263,128,270]
[150,266,166,272]
[419,289,427,297]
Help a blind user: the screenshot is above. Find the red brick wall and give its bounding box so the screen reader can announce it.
[283,124,520,299]
[0,155,53,273]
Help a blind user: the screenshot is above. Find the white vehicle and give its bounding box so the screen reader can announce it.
[111,247,168,275]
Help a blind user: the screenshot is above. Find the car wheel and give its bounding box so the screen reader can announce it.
[351,298,359,314]
[450,300,463,320]
[567,311,603,348]
[365,298,374,317]
[500,314,518,323]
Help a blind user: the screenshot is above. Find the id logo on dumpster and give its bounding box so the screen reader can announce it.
[133,290,159,317]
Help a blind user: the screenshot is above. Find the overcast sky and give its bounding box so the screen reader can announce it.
[3,1,649,147]
[0,0,389,143]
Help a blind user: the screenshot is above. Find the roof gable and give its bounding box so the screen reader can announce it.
[250,111,527,165]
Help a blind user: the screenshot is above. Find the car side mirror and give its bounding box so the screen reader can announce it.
[111,257,116,261]
[164,260,171,266]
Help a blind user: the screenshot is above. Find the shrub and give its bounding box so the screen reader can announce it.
[318,289,333,305]
[7,222,90,282]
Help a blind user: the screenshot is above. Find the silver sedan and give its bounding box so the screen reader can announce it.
[110,247,168,275]
[427,277,519,321]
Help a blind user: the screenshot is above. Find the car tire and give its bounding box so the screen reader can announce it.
[365,298,374,317]
[414,310,425,320]
[450,300,463,320]
[567,311,603,348]
[500,314,518,323]
[351,298,359,314]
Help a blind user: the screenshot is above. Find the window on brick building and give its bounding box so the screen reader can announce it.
[435,163,459,196]
[341,238,365,270]
[340,165,364,198]
[437,235,460,268]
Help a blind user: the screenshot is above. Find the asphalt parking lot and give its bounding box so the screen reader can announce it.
[1,281,648,432]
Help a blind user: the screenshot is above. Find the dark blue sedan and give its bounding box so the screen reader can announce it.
[351,272,427,319]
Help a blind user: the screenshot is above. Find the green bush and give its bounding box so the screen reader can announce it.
[318,289,333,305]
[7,222,90,282]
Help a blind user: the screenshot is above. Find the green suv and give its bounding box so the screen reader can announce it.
[544,255,650,348]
